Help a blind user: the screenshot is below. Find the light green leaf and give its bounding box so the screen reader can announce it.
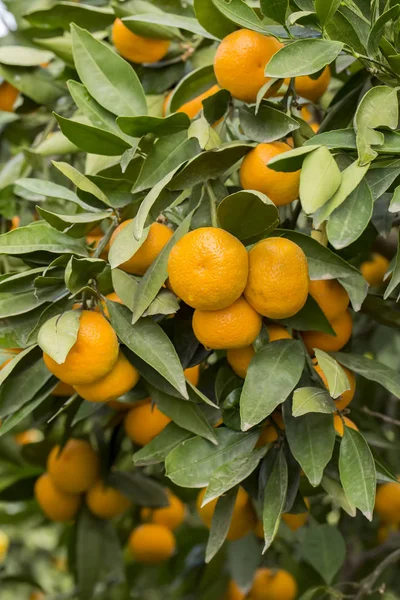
[321,475,356,517]
[108,221,150,269]
[194,0,236,40]
[384,232,400,300]
[239,104,299,144]
[54,113,131,156]
[0,346,37,388]
[265,39,344,77]
[25,2,114,30]
[314,349,350,399]
[206,488,238,563]
[16,178,96,211]
[53,161,110,206]
[315,0,341,24]
[367,6,400,55]
[0,222,88,257]
[37,310,81,364]
[292,387,336,417]
[211,0,267,34]
[117,113,190,138]
[0,380,56,437]
[301,524,346,584]
[0,46,53,66]
[36,207,111,238]
[327,177,373,249]
[332,352,400,398]
[123,13,216,40]
[0,64,64,107]
[300,147,342,214]
[217,190,279,242]
[268,145,320,172]
[262,449,288,552]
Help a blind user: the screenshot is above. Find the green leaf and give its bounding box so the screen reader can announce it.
[108,221,149,270]
[165,428,258,488]
[123,13,216,40]
[315,0,341,24]
[65,257,106,294]
[194,0,236,39]
[265,39,344,77]
[25,2,114,30]
[169,65,217,114]
[262,448,288,552]
[117,113,190,138]
[284,405,336,486]
[0,46,54,66]
[0,346,37,388]
[0,64,64,107]
[217,190,279,243]
[240,104,299,144]
[281,295,335,335]
[107,470,168,507]
[53,161,110,207]
[203,89,231,124]
[107,301,188,399]
[260,0,288,25]
[325,11,366,55]
[149,385,217,444]
[355,86,399,165]
[227,536,260,591]
[268,145,320,172]
[367,6,400,55]
[71,24,147,118]
[240,340,305,431]
[300,147,342,214]
[34,34,74,65]
[390,186,400,213]
[133,422,192,466]
[203,447,268,505]
[206,488,238,563]
[314,349,350,399]
[332,352,400,398]
[37,310,80,364]
[143,289,179,317]
[292,387,336,417]
[0,222,88,257]
[188,116,221,151]
[321,475,356,517]
[55,113,131,156]
[211,0,268,34]
[384,232,400,300]
[301,524,346,584]
[36,207,111,238]
[327,177,373,249]
[339,427,376,520]
[16,177,87,208]
[0,379,56,436]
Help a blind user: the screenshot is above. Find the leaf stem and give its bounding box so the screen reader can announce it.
[93,217,119,259]
[206,182,219,228]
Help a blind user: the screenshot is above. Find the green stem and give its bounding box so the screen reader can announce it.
[93,218,119,259]
[206,182,219,228]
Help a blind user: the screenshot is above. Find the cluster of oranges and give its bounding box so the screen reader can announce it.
[224,568,298,600]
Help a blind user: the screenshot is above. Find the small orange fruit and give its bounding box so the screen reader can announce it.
[360,253,390,286]
[168,227,248,311]
[333,414,358,437]
[240,142,300,206]
[303,309,352,354]
[14,429,42,445]
[47,439,100,495]
[245,237,309,319]
[110,220,173,276]
[214,29,283,103]
[267,323,292,342]
[34,473,81,522]
[309,279,349,323]
[141,490,185,531]
[375,479,400,524]
[295,66,331,102]
[313,360,356,411]
[112,18,170,64]
[124,400,171,446]
[282,498,310,531]
[53,382,75,397]
[0,81,19,112]
[86,480,132,519]
[184,364,200,386]
[250,568,298,600]
[128,523,176,564]
[256,411,285,446]
[175,84,220,119]
[227,345,255,379]
[193,296,262,350]
[224,580,245,600]
[196,487,256,541]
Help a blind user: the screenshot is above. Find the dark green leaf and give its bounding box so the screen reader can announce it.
[25,2,114,30]
[262,448,288,552]
[268,145,320,172]
[239,104,299,143]
[281,295,335,334]
[133,422,192,466]
[367,6,400,55]
[64,257,106,294]
[107,470,168,507]
[327,177,373,249]
[217,190,279,242]
[55,114,131,156]
[315,0,341,24]
[332,352,400,398]
[301,524,346,584]
[206,487,238,563]
[123,13,216,40]
[384,232,400,300]
[211,0,268,34]
[265,39,344,77]
[117,113,190,138]
[260,0,288,25]
[194,0,236,39]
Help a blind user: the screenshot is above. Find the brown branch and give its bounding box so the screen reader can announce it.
[361,406,400,427]
[355,548,400,599]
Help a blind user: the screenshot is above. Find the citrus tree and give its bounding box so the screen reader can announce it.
[0,0,400,599]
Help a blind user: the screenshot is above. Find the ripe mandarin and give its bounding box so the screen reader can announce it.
[86,480,132,519]
[360,253,390,286]
[197,487,256,541]
[309,279,349,323]
[141,490,185,531]
[295,66,331,102]
[250,568,298,600]
[112,18,170,64]
[47,439,100,495]
[375,479,400,524]
[35,473,81,522]
[128,523,176,564]
[124,400,171,446]
[303,310,352,354]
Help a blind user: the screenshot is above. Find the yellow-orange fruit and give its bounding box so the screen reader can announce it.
[313,360,356,411]
[256,411,285,447]
[267,323,292,342]
[184,364,200,386]
[86,480,132,519]
[227,345,255,379]
[240,142,300,206]
[141,490,185,531]
[168,227,248,311]
[34,473,81,522]
[303,310,352,354]
[128,524,176,564]
[47,439,100,495]
[74,352,140,403]
[124,400,171,446]
[333,414,358,437]
[14,429,42,445]
[295,66,331,102]
[282,498,310,531]
[360,253,390,286]
[309,279,349,323]
[214,29,283,103]
[0,81,19,112]
[193,296,262,350]
[112,18,170,64]
[53,382,75,397]
[196,487,256,541]
[176,84,220,119]
[375,479,400,524]
[224,580,246,600]
[250,568,298,600]
[245,237,309,319]
[43,311,119,385]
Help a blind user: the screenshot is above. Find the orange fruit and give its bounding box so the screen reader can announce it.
[10,216,20,230]
[175,84,220,119]
[240,142,300,206]
[53,382,75,397]
[124,400,171,446]
[34,473,81,523]
[375,479,400,524]
[313,360,356,411]
[74,351,139,403]
[128,523,176,564]
[250,568,298,600]
[112,18,170,64]
[303,309,352,354]
[245,237,309,319]
[141,490,185,531]
[43,311,119,385]
[192,296,262,350]
[224,580,245,600]
[86,480,132,519]
[360,253,390,286]
[14,429,42,445]
[309,279,349,323]
[184,364,200,386]
[196,487,256,541]
[333,414,358,437]
[295,66,331,102]
[267,323,292,342]
[256,411,285,446]
[47,439,100,495]
[0,81,19,112]
[110,220,173,276]
[168,227,248,311]
[214,29,283,103]
[377,523,398,544]
[227,345,255,379]
[282,498,310,531]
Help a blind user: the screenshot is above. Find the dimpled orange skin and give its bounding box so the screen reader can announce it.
[303,309,352,354]
[168,227,249,311]
[214,29,283,103]
[176,84,220,119]
[224,580,245,600]
[245,238,309,319]
[375,479,400,524]
[34,474,81,523]
[47,439,100,495]
[74,352,140,403]
[128,524,176,564]
[0,81,19,112]
[43,311,119,386]
[86,480,132,519]
[240,142,300,206]
[110,220,173,276]
[309,279,349,323]
[313,360,356,411]
[192,296,262,350]
[197,487,256,541]
[295,66,331,102]
[112,19,170,64]
[141,490,185,531]
[124,400,171,446]
[333,414,358,437]
[184,364,200,386]
[251,568,298,600]
[360,253,390,286]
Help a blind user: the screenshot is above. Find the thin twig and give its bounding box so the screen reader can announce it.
[361,406,400,427]
[355,548,400,599]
